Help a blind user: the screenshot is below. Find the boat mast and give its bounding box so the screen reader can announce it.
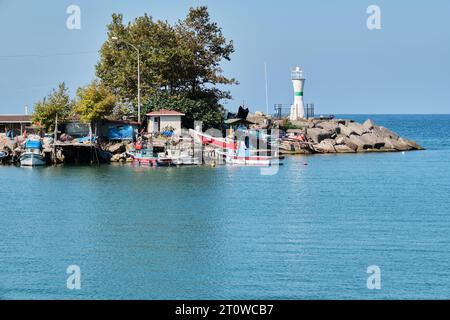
[264,62,269,116]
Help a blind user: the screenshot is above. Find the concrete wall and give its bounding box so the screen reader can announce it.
[148,116,182,133]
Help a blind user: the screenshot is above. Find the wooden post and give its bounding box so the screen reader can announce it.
[53,114,58,165]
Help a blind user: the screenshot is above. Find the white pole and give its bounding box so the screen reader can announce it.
[137,48,141,123]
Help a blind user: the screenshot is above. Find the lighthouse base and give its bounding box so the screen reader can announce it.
[290,104,305,121]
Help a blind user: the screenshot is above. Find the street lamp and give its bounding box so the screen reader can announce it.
[111,36,141,123]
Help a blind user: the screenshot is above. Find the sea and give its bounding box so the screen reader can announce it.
[0,114,449,299]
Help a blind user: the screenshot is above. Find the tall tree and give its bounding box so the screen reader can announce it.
[32,82,73,132]
[96,6,236,129]
[74,80,117,123]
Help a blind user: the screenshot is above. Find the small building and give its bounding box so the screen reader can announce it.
[0,114,32,137]
[146,109,184,133]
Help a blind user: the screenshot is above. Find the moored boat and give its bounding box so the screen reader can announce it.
[20,140,45,167]
[190,129,282,166]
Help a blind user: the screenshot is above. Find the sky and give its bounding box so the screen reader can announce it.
[0,0,449,115]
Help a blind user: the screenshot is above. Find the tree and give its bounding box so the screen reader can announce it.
[96,6,236,129]
[32,82,73,132]
[74,80,117,123]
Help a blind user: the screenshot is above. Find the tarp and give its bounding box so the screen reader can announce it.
[108,125,134,141]
[25,140,42,149]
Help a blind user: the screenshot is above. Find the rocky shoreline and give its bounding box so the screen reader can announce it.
[279,118,424,154]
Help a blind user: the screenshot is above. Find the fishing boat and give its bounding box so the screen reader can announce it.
[127,148,158,166]
[20,140,45,167]
[156,153,175,167]
[190,129,282,166]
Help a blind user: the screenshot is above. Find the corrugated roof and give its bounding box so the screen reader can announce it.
[0,115,32,123]
[146,109,185,116]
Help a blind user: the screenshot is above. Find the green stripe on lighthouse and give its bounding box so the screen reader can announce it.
[295,92,303,97]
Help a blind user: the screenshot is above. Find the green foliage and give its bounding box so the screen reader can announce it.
[96,6,236,128]
[143,93,225,130]
[32,82,73,132]
[74,80,117,123]
[281,120,301,130]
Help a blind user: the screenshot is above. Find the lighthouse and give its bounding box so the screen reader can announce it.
[289,67,306,121]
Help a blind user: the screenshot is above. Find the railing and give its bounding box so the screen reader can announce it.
[273,104,315,120]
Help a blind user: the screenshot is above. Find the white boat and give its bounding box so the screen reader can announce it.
[167,149,200,166]
[20,140,45,167]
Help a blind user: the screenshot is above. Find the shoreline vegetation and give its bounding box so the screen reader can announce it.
[0,7,423,166]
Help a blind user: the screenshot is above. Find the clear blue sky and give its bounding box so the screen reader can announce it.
[1,0,449,114]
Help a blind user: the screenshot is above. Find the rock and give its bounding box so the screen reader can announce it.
[335,135,346,145]
[335,144,356,153]
[280,141,296,152]
[346,122,368,136]
[363,119,377,130]
[315,121,340,133]
[111,153,123,162]
[338,124,356,137]
[124,141,135,152]
[399,137,422,150]
[107,143,125,154]
[344,139,358,152]
[349,134,372,151]
[2,139,18,151]
[290,120,311,129]
[383,137,410,151]
[313,139,336,153]
[361,133,385,149]
[306,128,334,143]
[373,126,400,140]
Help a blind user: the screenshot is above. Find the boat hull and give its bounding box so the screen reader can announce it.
[20,153,46,166]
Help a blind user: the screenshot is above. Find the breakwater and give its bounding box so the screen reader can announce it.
[279,118,423,154]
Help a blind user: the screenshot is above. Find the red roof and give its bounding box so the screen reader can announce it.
[0,115,32,123]
[146,109,185,116]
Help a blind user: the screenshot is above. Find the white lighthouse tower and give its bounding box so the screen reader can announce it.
[289,67,306,121]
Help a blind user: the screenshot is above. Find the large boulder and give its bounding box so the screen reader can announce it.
[335,144,356,153]
[346,122,368,136]
[349,134,372,151]
[362,119,377,130]
[338,124,356,137]
[315,121,341,133]
[313,139,336,153]
[373,126,400,140]
[361,133,385,149]
[107,142,125,154]
[398,137,423,150]
[306,128,334,143]
[383,137,410,151]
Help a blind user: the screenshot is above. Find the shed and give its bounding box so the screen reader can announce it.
[0,114,32,137]
[146,109,184,133]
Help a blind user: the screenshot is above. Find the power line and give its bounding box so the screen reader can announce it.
[0,50,98,59]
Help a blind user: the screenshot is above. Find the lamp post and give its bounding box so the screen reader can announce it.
[111,36,141,123]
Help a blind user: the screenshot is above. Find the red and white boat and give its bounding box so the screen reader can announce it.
[190,129,282,166]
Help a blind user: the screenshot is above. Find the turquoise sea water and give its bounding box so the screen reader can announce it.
[0,115,449,300]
